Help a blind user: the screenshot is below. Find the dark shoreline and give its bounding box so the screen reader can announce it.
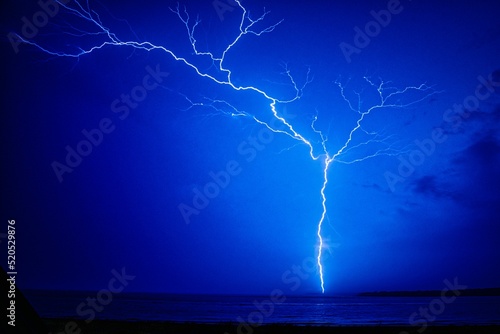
[358,287,500,297]
[43,318,500,334]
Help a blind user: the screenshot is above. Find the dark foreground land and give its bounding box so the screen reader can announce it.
[43,319,500,334]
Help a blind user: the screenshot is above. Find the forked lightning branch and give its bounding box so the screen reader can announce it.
[8,0,436,293]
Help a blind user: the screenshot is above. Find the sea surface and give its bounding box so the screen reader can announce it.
[25,290,500,326]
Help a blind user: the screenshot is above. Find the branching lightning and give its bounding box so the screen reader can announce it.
[14,0,438,293]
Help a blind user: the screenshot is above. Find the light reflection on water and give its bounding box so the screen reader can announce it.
[25,291,500,326]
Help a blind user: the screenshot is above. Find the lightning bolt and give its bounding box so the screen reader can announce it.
[13,0,438,293]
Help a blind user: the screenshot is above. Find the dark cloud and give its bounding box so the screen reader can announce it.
[411,175,456,200]
[460,135,500,165]
[439,99,500,137]
[464,105,500,127]
[412,175,438,195]
[491,69,500,83]
[360,182,390,193]
[447,133,500,209]
[410,130,500,204]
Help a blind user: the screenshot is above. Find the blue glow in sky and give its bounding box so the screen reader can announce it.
[1,0,499,295]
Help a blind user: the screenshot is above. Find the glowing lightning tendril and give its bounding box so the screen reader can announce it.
[13,0,438,293]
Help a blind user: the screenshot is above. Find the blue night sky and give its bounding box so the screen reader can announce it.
[1,0,499,296]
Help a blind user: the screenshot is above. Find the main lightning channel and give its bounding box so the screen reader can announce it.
[13,0,438,294]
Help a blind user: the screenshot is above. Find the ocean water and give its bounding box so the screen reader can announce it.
[25,291,500,326]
